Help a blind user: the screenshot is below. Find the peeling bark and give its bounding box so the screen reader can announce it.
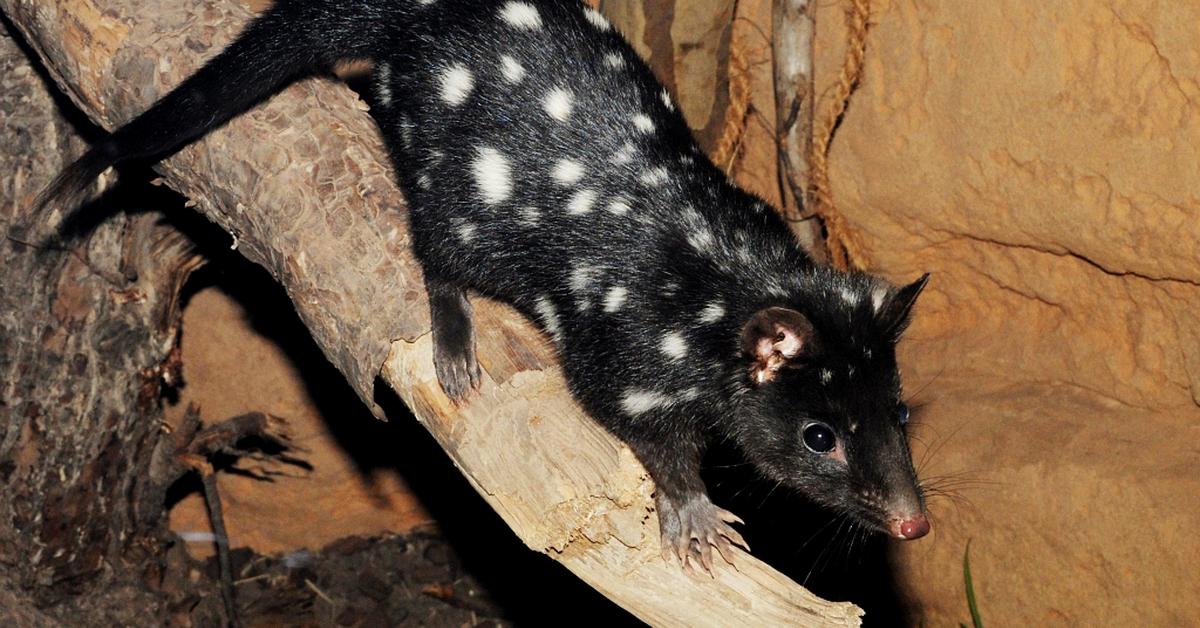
[772,0,815,210]
[2,0,862,625]
[771,0,826,259]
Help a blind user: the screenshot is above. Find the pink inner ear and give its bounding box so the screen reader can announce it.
[754,337,775,361]
[751,324,806,384]
[743,307,813,385]
[754,325,804,361]
[773,325,804,358]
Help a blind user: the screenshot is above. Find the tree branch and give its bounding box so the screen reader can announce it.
[2,0,862,624]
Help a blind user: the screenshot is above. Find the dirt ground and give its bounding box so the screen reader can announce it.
[207,532,508,627]
[165,256,640,626]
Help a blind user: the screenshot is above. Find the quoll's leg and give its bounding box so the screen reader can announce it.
[425,275,482,402]
[626,433,749,574]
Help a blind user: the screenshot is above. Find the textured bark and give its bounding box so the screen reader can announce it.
[773,0,815,206]
[771,0,825,259]
[2,0,862,625]
[0,18,213,624]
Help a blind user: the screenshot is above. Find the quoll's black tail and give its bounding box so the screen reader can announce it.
[36,0,386,212]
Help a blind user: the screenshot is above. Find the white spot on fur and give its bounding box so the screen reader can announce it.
[543,87,574,122]
[841,288,860,306]
[534,296,561,341]
[417,173,432,190]
[603,286,627,312]
[820,368,833,384]
[735,244,754,266]
[439,64,474,106]
[611,142,636,165]
[606,197,631,215]
[687,231,715,253]
[569,263,598,294]
[375,62,392,106]
[698,301,725,324]
[567,189,597,215]
[660,88,675,111]
[620,389,673,415]
[640,167,669,186]
[499,54,526,83]
[632,113,655,133]
[519,206,541,225]
[455,222,477,243]
[660,332,688,360]
[687,227,715,253]
[398,114,413,149]
[679,387,700,401]
[871,286,889,312]
[472,147,512,205]
[583,7,611,30]
[500,2,542,29]
[552,159,585,185]
[604,52,625,68]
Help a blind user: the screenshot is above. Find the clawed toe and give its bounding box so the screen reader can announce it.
[434,352,482,403]
[657,494,749,575]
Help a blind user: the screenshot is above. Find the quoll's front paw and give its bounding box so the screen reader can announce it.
[656,492,749,575]
[433,340,482,403]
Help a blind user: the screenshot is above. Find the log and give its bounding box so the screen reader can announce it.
[2,1,862,624]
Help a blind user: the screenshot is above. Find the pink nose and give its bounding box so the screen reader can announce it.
[889,513,930,540]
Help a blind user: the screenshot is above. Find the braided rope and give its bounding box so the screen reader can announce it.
[808,0,871,270]
[710,28,753,173]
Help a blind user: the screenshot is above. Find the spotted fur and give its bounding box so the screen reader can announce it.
[36,0,933,570]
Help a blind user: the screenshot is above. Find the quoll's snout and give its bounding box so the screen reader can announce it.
[888,513,930,540]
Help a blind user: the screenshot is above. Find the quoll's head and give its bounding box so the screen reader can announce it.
[734,273,931,541]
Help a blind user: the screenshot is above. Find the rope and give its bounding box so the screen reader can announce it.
[710,19,752,173]
[808,0,871,271]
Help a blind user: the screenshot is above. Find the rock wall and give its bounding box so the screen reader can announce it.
[168,285,432,556]
[812,0,1200,624]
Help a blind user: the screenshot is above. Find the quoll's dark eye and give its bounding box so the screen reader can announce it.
[897,403,910,426]
[802,423,836,454]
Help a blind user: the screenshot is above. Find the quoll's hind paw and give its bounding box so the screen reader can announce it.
[426,281,479,403]
[432,342,482,403]
[657,493,749,576]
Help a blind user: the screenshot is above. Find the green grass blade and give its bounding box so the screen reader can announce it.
[963,540,983,628]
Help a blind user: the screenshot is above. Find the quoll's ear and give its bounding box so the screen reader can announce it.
[741,307,816,385]
[873,273,930,336]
